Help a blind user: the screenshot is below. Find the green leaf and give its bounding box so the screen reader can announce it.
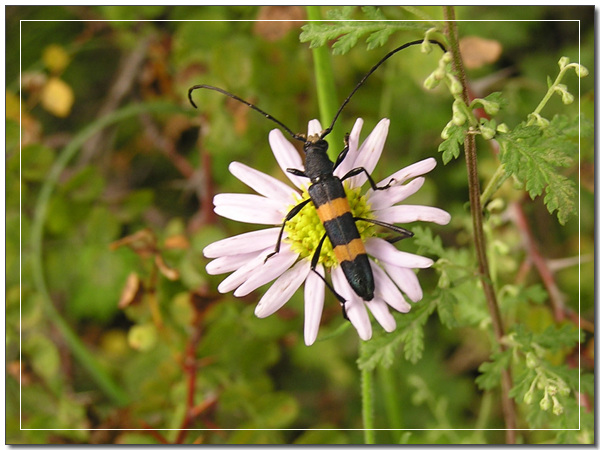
[412,225,446,257]
[497,115,578,224]
[436,289,458,329]
[476,350,511,390]
[402,324,424,364]
[300,19,428,54]
[438,124,464,164]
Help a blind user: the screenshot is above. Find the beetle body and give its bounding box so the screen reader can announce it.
[304,139,374,300]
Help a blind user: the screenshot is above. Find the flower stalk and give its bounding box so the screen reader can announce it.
[305,5,343,148]
[442,7,517,443]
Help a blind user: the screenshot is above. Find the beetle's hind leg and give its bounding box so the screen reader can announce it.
[354,217,413,243]
[310,233,350,318]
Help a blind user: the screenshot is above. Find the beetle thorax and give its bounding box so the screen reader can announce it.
[303,139,334,183]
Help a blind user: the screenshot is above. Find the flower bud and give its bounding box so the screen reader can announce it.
[574,64,589,78]
[433,67,446,81]
[552,396,564,415]
[480,122,496,140]
[525,352,538,369]
[452,101,467,126]
[479,99,500,116]
[496,123,509,133]
[539,393,551,411]
[529,112,549,128]
[447,73,463,96]
[523,390,534,405]
[424,72,441,90]
[442,52,453,64]
[547,384,557,396]
[441,121,454,140]
[558,56,570,71]
[421,39,432,54]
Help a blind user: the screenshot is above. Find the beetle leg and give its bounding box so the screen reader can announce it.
[310,233,349,317]
[286,168,309,178]
[341,166,395,190]
[265,198,312,262]
[354,217,413,242]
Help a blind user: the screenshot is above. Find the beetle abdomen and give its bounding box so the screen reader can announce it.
[309,178,374,301]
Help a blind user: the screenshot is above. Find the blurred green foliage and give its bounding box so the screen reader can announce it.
[7,5,593,445]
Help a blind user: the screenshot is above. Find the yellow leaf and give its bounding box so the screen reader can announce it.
[42,44,70,74]
[41,77,74,117]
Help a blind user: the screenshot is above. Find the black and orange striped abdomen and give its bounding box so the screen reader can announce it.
[308,177,374,300]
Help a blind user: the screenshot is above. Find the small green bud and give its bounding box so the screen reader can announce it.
[424,72,441,90]
[447,73,463,96]
[437,270,450,289]
[452,101,467,126]
[528,112,550,128]
[421,39,432,54]
[441,121,454,140]
[433,67,446,80]
[574,64,589,78]
[523,390,534,405]
[552,396,564,415]
[558,384,571,396]
[525,352,538,369]
[496,123,509,133]
[558,56,570,70]
[479,99,500,116]
[539,393,551,411]
[547,384,558,396]
[561,91,574,105]
[442,52,453,64]
[480,123,496,140]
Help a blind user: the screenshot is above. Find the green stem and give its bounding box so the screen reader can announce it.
[378,366,403,442]
[305,6,343,149]
[527,66,568,125]
[442,7,517,444]
[29,101,182,406]
[480,163,509,206]
[361,362,375,444]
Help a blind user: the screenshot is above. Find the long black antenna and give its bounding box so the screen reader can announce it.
[320,39,446,139]
[188,84,307,143]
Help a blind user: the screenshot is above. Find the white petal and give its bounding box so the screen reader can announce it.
[218,249,271,293]
[347,118,390,189]
[334,118,363,177]
[214,193,284,225]
[376,157,437,189]
[382,263,424,302]
[203,228,281,258]
[304,264,325,346]
[269,129,307,189]
[365,298,396,332]
[307,119,323,137]
[370,260,411,313]
[229,161,297,203]
[375,205,452,225]
[368,177,426,210]
[234,246,298,297]
[255,259,311,318]
[206,250,262,275]
[331,267,372,341]
[365,237,433,269]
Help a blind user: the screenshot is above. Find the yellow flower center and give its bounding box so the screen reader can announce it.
[284,184,376,269]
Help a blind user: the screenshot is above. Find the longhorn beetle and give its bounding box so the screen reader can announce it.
[189,39,446,316]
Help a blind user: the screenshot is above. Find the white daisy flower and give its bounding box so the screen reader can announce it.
[203,118,450,346]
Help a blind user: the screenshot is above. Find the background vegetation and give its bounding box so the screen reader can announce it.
[7,5,593,444]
